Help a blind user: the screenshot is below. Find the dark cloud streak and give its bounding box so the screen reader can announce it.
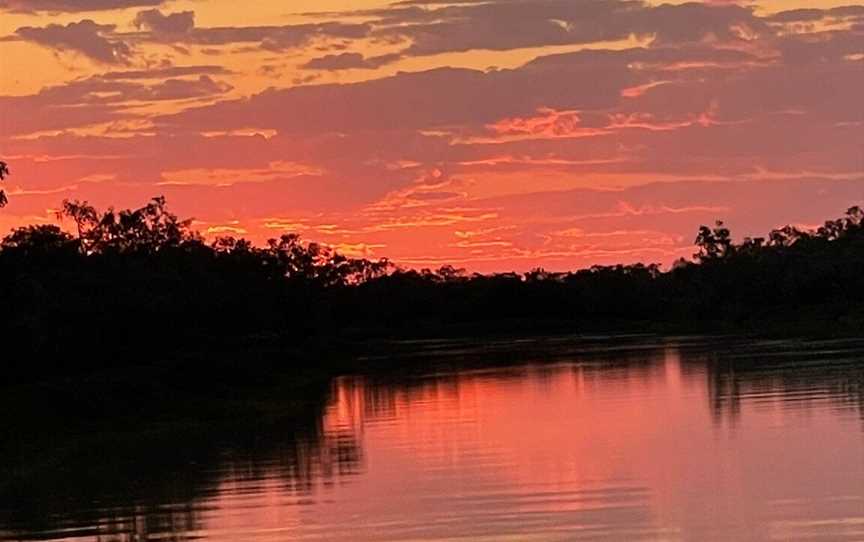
[15,19,133,64]
[0,0,163,13]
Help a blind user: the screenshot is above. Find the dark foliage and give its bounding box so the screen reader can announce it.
[0,160,8,207]
[1,197,863,382]
[0,197,391,380]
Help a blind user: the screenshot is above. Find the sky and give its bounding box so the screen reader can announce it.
[0,0,862,271]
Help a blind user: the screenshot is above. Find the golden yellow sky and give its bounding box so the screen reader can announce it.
[0,0,854,95]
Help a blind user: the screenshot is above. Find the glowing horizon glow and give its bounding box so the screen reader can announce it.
[1,0,862,272]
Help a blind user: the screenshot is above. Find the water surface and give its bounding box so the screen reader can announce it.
[3,336,864,541]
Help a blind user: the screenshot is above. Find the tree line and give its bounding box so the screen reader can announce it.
[0,186,862,380]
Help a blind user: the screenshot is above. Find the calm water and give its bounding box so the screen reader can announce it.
[2,336,864,541]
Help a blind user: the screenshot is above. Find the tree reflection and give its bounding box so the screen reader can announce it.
[0,403,364,541]
[697,340,864,428]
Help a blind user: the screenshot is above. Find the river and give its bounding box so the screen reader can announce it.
[2,335,863,541]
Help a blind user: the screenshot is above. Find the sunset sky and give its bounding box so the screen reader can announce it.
[0,0,861,271]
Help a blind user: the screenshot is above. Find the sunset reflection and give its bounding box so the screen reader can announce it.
[197,339,864,541]
[2,338,863,542]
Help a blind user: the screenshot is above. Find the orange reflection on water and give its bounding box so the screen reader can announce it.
[197,340,864,541]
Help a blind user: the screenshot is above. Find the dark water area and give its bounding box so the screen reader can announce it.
[2,336,863,541]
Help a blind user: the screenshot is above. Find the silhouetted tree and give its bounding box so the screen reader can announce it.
[695,220,734,261]
[212,236,253,254]
[2,225,76,256]
[436,265,467,282]
[59,196,199,254]
[58,199,99,253]
[768,225,807,247]
[0,160,9,207]
[737,237,766,256]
